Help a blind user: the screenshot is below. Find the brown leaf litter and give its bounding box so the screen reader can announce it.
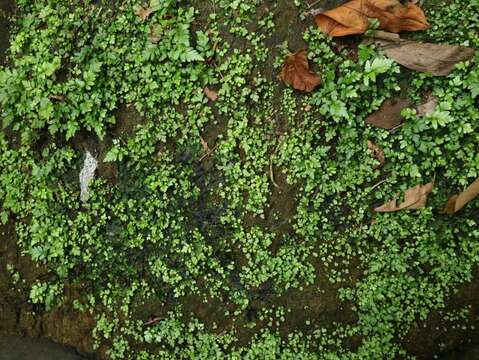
[280,49,322,92]
[443,177,479,215]
[374,182,434,212]
[315,0,429,37]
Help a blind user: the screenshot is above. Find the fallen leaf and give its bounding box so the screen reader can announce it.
[280,49,321,92]
[416,95,438,116]
[50,95,65,101]
[315,0,429,37]
[367,140,385,169]
[135,6,155,20]
[365,97,411,129]
[200,136,210,152]
[367,29,401,42]
[372,39,476,75]
[149,26,161,43]
[135,0,160,20]
[374,182,434,212]
[204,87,218,101]
[443,177,479,214]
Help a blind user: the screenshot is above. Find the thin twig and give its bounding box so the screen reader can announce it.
[307,0,323,9]
[270,160,280,189]
[365,30,401,43]
[371,179,387,191]
[389,122,405,132]
[269,136,286,190]
[304,7,325,16]
[200,144,218,162]
[144,316,164,326]
[211,60,224,80]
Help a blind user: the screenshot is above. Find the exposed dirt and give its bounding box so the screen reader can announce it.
[404,266,479,359]
[0,0,13,66]
[0,335,87,360]
[0,221,96,357]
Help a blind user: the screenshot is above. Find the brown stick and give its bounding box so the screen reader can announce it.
[371,179,387,191]
[270,160,280,189]
[366,30,401,43]
[144,316,164,326]
[200,144,218,162]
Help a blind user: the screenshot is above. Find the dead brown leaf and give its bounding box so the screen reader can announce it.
[280,49,321,92]
[50,95,65,101]
[416,95,438,116]
[200,136,210,152]
[149,26,161,43]
[365,97,411,129]
[315,0,429,37]
[372,39,476,76]
[135,6,155,20]
[374,182,434,212]
[367,30,401,42]
[204,87,218,101]
[367,140,385,169]
[443,177,479,214]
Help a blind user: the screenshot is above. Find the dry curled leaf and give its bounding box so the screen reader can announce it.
[374,182,434,212]
[204,87,218,101]
[315,0,429,37]
[372,39,476,76]
[280,49,321,92]
[367,140,385,169]
[365,97,411,129]
[443,177,479,215]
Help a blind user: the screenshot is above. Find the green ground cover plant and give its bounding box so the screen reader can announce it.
[0,0,478,359]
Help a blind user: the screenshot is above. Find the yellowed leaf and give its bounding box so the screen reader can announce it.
[374,182,434,212]
[443,177,479,214]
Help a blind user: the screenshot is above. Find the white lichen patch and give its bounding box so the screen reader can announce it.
[79,150,98,201]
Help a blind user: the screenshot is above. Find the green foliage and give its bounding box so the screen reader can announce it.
[1,0,478,359]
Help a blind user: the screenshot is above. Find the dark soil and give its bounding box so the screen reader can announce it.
[0,0,13,66]
[0,220,96,357]
[0,336,87,360]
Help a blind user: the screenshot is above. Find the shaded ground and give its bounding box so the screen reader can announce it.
[0,220,96,357]
[0,0,13,66]
[0,336,87,360]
